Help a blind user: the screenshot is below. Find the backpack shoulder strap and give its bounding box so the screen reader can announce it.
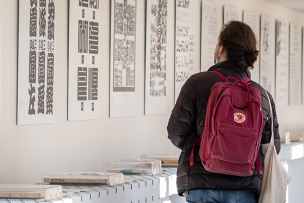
[211,70,252,84]
[210,70,226,80]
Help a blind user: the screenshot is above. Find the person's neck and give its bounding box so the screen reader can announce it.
[219,54,228,62]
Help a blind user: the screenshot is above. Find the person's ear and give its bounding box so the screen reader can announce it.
[219,45,224,56]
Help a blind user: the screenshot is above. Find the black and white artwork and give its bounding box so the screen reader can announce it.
[243,11,259,81]
[18,0,55,125]
[145,0,167,115]
[68,0,100,120]
[260,15,274,94]
[112,0,136,92]
[289,23,301,106]
[275,19,288,106]
[302,27,304,105]
[110,0,137,118]
[0,2,2,126]
[223,5,239,25]
[175,0,196,102]
[201,0,218,72]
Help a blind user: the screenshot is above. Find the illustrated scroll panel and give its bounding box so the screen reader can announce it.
[275,19,288,106]
[243,11,259,82]
[68,0,100,121]
[110,0,137,118]
[145,0,168,115]
[302,27,304,105]
[17,0,56,125]
[223,5,239,25]
[200,0,218,72]
[260,15,274,95]
[289,23,301,106]
[174,0,196,102]
[0,1,2,125]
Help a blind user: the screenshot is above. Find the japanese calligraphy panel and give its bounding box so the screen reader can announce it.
[18,0,55,125]
[68,0,100,120]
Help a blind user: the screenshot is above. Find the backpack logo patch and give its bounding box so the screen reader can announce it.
[234,113,246,123]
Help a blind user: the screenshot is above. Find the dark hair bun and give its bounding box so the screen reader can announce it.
[243,50,259,69]
[219,21,260,70]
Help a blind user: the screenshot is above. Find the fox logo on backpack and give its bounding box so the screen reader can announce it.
[190,70,265,176]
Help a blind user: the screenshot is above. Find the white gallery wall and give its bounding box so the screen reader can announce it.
[0,0,304,185]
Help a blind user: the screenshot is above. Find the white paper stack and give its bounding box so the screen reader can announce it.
[0,184,62,200]
[42,172,124,186]
[100,158,162,175]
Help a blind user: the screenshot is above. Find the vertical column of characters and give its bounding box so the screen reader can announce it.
[88,1,99,110]
[149,0,167,97]
[78,0,99,112]
[28,0,38,115]
[113,0,123,89]
[113,0,135,92]
[78,0,88,111]
[126,0,135,89]
[88,68,98,111]
[175,1,189,84]
[187,0,194,74]
[260,16,272,93]
[38,0,47,114]
[46,0,55,115]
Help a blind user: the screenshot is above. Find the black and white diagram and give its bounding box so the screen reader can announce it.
[110,0,137,118]
[200,0,218,72]
[145,0,167,115]
[223,5,239,24]
[260,15,274,94]
[68,0,100,121]
[289,23,301,106]
[243,11,259,81]
[275,19,288,106]
[18,0,55,125]
[175,0,195,102]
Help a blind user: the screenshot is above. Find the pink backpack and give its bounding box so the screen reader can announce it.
[190,71,265,176]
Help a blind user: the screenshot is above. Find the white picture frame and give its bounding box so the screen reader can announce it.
[144,0,168,115]
[223,5,239,25]
[200,0,218,72]
[17,0,56,125]
[68,0,100,121]
[289,23,301,106]
[110,0,137,117]
[174,0,196,102]
[260,15,274,95]
[275,19,288,106]
[243,10,259,82]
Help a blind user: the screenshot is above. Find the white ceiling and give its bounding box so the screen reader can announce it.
[263,0,304,13]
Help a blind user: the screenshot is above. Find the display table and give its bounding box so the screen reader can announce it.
[0,142,303,203]
[0,167,185,203]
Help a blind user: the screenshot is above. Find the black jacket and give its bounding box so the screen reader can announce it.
[167,61,280,198]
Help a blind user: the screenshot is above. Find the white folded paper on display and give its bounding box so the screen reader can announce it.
[42,172,124,186]
[0,184,62,200]
[100,158,162,175]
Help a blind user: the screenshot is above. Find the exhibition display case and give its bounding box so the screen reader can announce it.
[141,153,179,166]
[100,158,162,175]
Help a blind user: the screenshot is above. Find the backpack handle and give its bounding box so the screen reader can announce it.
[210,71,253,125]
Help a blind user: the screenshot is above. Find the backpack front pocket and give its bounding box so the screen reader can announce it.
[211,122,259,164]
